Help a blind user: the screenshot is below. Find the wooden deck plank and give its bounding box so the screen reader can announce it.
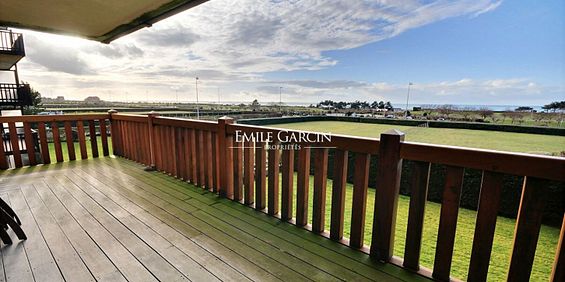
[104,158,429,282]
[1,157,430,282]
[42,176,185,282]
[55,175,220,282]
[79,161,311,281]
[20,185,96,282]
[25,182,127,282]
[7,189,64,282]
[0,194,34,282]
[97,158,417,282]
[71,165,279,281]
[65,173,252,282]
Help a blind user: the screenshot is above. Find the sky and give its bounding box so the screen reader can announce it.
[4,0,564,106]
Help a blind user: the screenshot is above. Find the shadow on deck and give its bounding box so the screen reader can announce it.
[0,157,428,281]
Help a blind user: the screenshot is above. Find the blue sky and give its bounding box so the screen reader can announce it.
[7,0,565,105]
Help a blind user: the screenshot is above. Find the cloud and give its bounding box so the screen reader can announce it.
[24,35,95,75]
[12,0,512,103]
[136,27,200,47]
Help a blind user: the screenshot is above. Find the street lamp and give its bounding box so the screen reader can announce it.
[195,77,200,119]
[405,82,413,118]
[279,86,283,112]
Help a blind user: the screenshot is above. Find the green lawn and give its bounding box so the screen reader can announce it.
[280,173,559,282]
[47,136,112,162]
[272,121,565,155]
[270,121,563,281]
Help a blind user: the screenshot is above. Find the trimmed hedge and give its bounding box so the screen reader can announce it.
[239,116,565,136]
[298,150,564,227]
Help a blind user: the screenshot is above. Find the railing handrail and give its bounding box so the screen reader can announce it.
[401,141,565,182]
[0,114,110,123]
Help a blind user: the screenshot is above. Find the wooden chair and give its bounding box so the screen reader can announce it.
[0,197,26,244]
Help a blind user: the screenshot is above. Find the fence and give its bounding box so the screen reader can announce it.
[1,112,564,281]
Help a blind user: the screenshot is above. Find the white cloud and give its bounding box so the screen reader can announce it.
[9,0,531,104]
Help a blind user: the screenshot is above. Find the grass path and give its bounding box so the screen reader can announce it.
[273,121,565,155]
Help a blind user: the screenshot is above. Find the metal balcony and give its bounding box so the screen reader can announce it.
[0,29,25,70]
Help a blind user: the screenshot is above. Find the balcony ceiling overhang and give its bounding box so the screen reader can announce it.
[0,0,208,43]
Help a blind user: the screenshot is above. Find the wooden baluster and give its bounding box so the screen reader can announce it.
[198,130,205,188]
[99,118,109,156]
[350,152,370,248]
[296,146,311,227]
[206,131,214,190]
[243,140,255,205]
[0,129,7,169]
[507,177,548,281]
[371,130,405,260]
[281,147,294,221]
[147,112,158,169]
[212,133,219,192]
[468,171,504,281]
[64,121,75,161]
[183,129,191,181]
[122,121,129,158]
[8,122,22,168]
[234,142,244,201]
[433,166,465,281]
[51,122,63,162]
[190,129,197,184]
[218,117,234,199]
[551,215,565,282]
[37,122,50,164]
[403,161,431,270]
[76,121,88,160]
[153,125,161,170]
[108,110,118,156]
[176,128,185,179]
[172,126,179,177]
[330,149,348,241]
[88,120,99,158]
[268,141,280,215]
[255,141,267,211]
[312,148,329,234]
[23,122,37,165]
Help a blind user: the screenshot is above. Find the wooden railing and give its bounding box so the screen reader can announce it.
[2,112,564,281]
[0,114,110,169]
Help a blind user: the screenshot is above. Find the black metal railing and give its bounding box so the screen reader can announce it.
[0,84,32,106]
[0,29,25,55]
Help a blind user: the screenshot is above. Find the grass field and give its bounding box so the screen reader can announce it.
[47,136,113,162]
[270,121,563,281]
[289,175,560,281]
[273,121,565,155]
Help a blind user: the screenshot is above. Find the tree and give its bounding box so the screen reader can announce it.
[250,99,260,111]
[542,101,565,112]
[478,107,494,121]
[437,105,456,118]
[22,84,44,115]
[515,106,533,112]
[384,101,393,110]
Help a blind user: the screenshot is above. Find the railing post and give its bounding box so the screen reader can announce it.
[108,109,119,156]
[145,111,159,171]
[218,116,234,199]
[371,129,405,261]
[551,215,565,282]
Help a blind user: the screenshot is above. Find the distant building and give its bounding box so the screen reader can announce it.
[84,96,103,105]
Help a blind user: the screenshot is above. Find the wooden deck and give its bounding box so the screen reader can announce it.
[0,157,427,282]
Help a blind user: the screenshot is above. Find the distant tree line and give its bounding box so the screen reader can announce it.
[317,100,393,110]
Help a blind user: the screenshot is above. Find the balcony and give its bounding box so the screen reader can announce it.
[0,113,564,281]
[0,30,25,70]
[0,83,32,108]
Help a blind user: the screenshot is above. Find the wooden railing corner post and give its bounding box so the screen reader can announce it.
[371,129,405,261]
[107,109,119,156]
[145,111,159,171]
[218,116,234,199]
